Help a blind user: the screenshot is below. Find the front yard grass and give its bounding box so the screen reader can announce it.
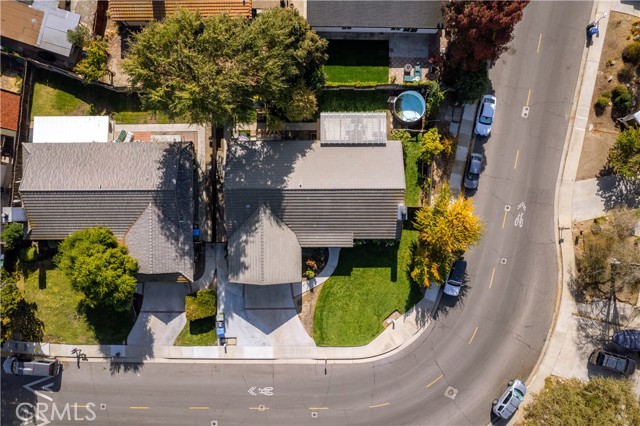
[174,317,217,346]
[30,68,175,124]
[323,40,389,85]
[318,90,389,112]
[313,229,422,346]
[21,260,135,344]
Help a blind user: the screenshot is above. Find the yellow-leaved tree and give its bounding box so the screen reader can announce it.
[411,183,484,286]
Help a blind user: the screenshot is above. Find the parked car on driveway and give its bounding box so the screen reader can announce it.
[612,329,640,354]
[589,348,636,376]
[443,259,467,297]
[492,379,527,420]
[464,153,483,190]
[475,95,497,136]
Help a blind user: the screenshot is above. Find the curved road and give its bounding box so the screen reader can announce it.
[1,2,592,425]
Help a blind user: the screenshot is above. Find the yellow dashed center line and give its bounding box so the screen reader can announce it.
[537,33,542,53]
[72,404,88,408]
[189,407,209,410]
[489,267,496,289]
[514,150,520,170]
[369,402,390,409]
[526,89,531,107]
[249,406,270,411]
[426,374,444,388]
[129,407,149,410]
[502,210,508,229]
[468,326,479,345]
[309,407,329,410]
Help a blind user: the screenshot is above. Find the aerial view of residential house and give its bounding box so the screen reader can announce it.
[0,0,81,62]
[108,0,253,26]
[224,113,405,285]
[19,142,195,282]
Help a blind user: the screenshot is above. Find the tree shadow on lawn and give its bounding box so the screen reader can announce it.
[33,67,143,116]
[78,301,136,345]
[188,317,215,335]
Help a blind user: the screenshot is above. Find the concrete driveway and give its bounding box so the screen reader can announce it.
[127,282,190,346]
[216,246,315,347]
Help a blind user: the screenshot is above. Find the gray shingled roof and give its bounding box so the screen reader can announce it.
[20,142,194,281]
[306,0,443,29]
[224,140,405,191]
[20,143,181,191]
[126,204,194,281]
[228,205,301,285]
[224,140,405,249]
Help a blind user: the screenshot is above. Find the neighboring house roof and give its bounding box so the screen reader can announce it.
[320,112,387,146]
[33,116,111,143]
[20,142,194,280]
[224,139,405,247]
[108,0,253,22]
[0,89,21,132]
[0,0,79,57]
[306,0,443,29]
[0,1,44,49]
[228,204,301,285]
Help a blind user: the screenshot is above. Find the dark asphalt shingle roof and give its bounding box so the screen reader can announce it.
[306,0,443,29]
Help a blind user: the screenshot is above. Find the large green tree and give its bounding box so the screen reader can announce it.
[1,222,24,251]
[123,8,327,125]
[75,37,109,83]
[442,0,529,72]
[523,376,640,426]
[1,270,44,343]
[609,127,640,178]
[243,8,327,121]
[411,184,483,286]
[55,227,138,312]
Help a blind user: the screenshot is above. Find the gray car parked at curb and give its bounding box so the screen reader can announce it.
[464,153,483,190]
[492,379,527,420]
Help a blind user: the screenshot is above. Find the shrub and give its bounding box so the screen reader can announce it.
[1,222,24,251]
[454,68,489,104]
[19,246,37,263]
[185,289,216,321]
[617,64,634,83]
[622,41,640,63]
[611,85,633,114]
[594,96,609,113]
[417,128,445,163]
[424,80,445,119]
[612,84,629,99]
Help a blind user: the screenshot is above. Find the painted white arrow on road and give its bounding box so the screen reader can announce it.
[248,387,257,396]
[517,202,526,211]
[23,376,54,402]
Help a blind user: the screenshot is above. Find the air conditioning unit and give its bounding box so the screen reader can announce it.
[397,204,408,221]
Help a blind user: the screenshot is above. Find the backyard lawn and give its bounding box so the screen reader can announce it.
[174,318,217,346]
[30,68,175,124]
[21,260,135,344]
[318,90,389,113]
[313,229,422,346]
[323,40,389,85]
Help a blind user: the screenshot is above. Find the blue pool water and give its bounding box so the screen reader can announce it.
[394,91,426,123]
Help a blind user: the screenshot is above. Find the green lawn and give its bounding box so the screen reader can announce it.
[323,40,389,85]
[174,317,217,346]
[30,68,176,124]
[403,138,422,207]
[318,90,389,113]
[313,230,422,347]
[21,260,135,344]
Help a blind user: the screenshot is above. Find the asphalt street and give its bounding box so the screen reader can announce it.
[0,2,593,425]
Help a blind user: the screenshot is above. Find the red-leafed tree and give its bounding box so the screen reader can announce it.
[442,0,529,72]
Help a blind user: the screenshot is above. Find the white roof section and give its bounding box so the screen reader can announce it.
[33,116,111,143]
[320,112,387,146]
[32,0,80,57]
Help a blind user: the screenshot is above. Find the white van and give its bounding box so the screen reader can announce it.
[3,355,61,377]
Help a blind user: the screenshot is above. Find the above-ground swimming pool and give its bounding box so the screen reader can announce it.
[393,90,426,123]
